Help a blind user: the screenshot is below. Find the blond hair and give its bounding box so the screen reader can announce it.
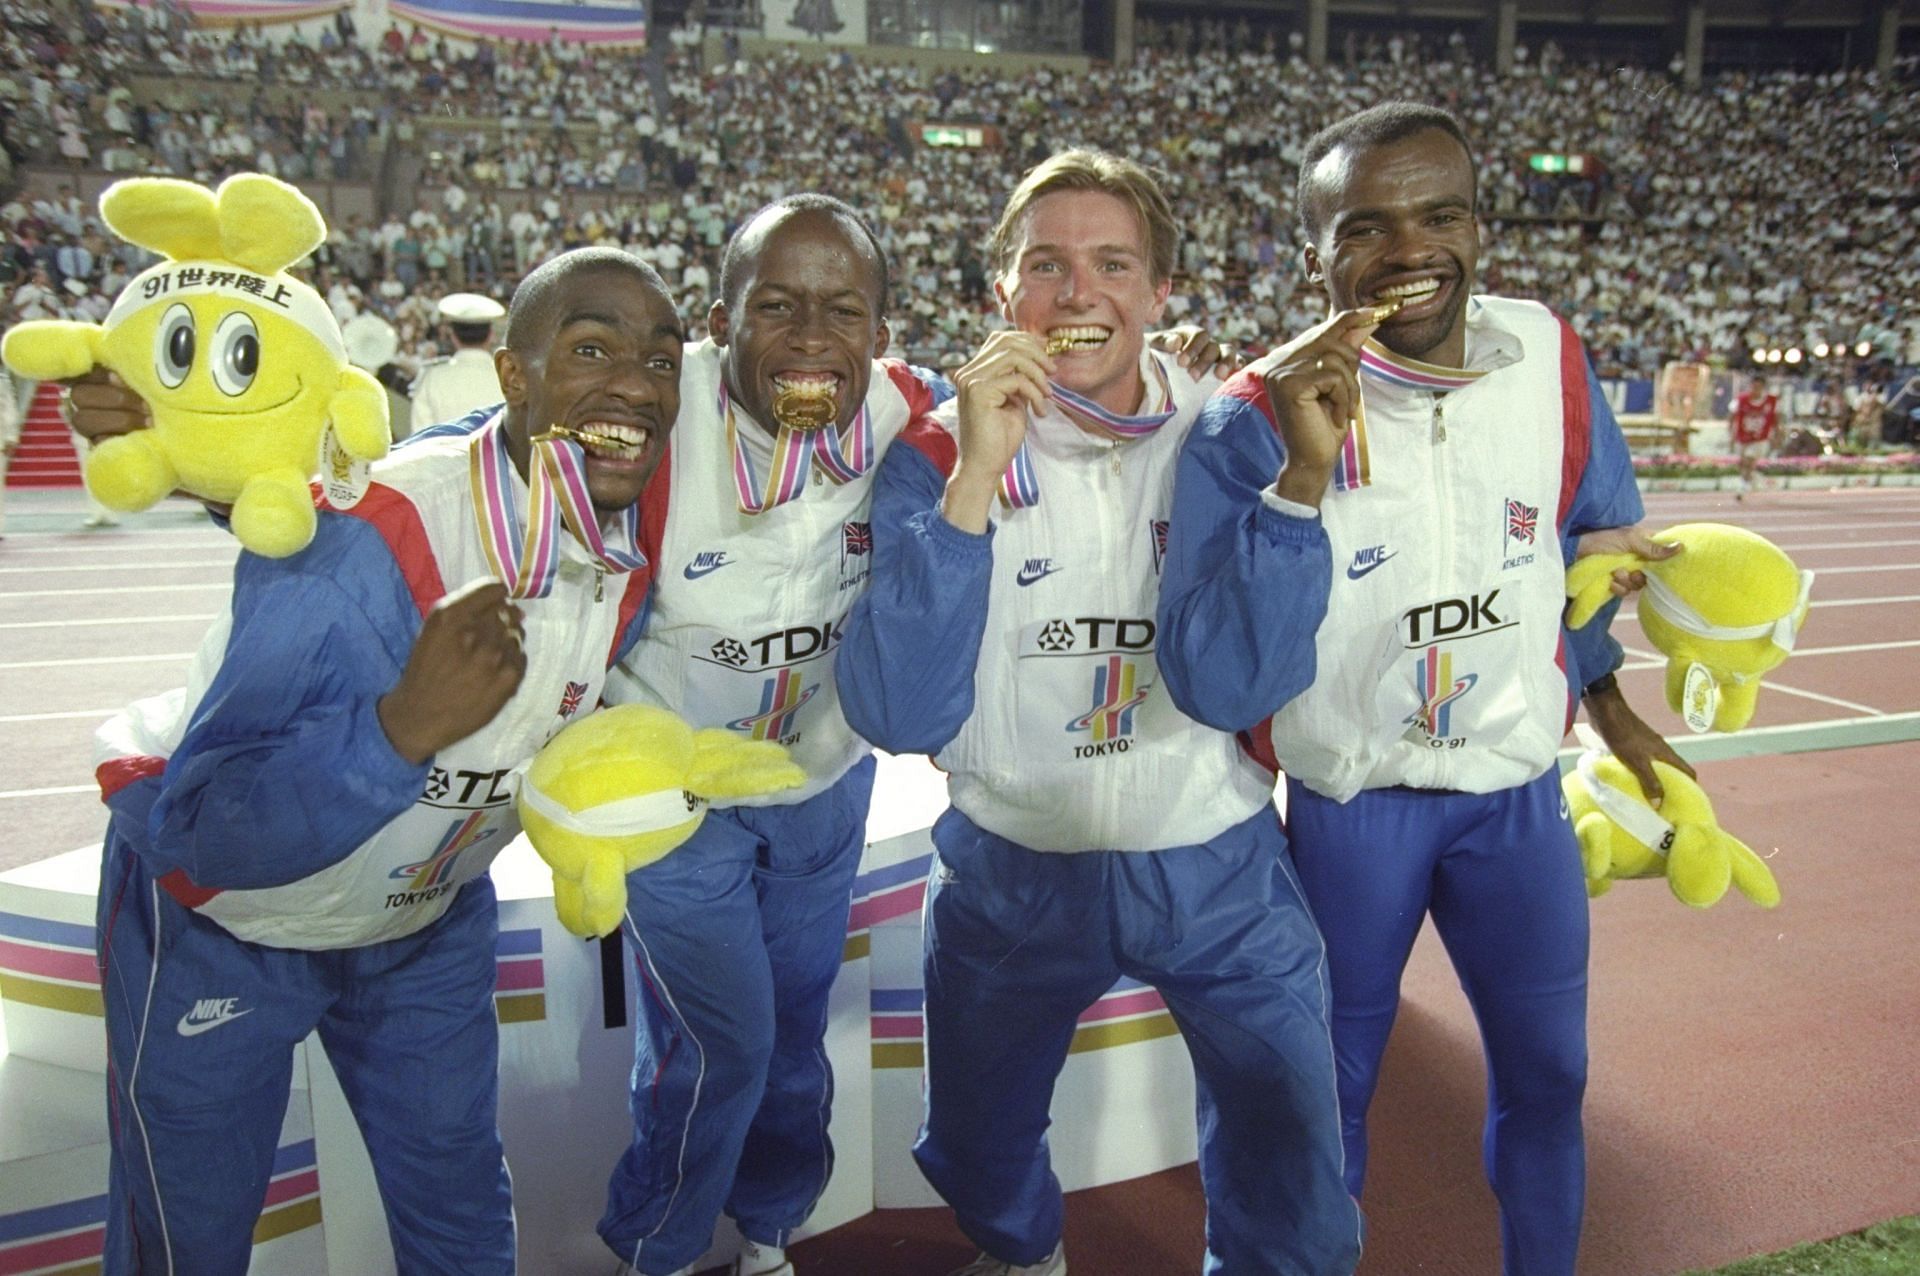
[989,149,1180,286]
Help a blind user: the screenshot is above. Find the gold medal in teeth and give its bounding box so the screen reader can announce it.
[1045,335,1075,356]
[771,382,837,431]
[1366,297,1406,324]
[539,424,623,449]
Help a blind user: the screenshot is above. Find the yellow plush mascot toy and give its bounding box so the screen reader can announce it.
[516,704,808,939]
[1,173,389,557]
[1566,522,1812,732]
[1562,749,1781,909]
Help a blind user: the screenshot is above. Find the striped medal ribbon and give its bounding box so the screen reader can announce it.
[469,412,649,599]
[722,379,874,515]
[998,354,1176,510]
[1339,341,1489,492]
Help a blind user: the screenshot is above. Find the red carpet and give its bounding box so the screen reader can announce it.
[6,382,83,488]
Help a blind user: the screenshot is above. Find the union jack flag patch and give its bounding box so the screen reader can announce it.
[1150,519,1169,574]
[558,680,589,719]
[1504,499,1538,547]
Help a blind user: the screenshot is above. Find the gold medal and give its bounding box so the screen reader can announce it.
[771,383,837,431]
[1365,297,1405,324]
[536,424,625,450]
[1045,335,1076,356]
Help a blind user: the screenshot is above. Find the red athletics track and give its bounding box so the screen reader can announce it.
[2,485,1917,1274]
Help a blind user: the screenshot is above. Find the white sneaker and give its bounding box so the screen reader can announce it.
[734,1239,794,1275]
[949,1244,1067,1276]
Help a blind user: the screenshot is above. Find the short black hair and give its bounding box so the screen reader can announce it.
[717,194,890,318]
[505,248,672,351]
[1296,102,1478,241]
[449,321,493,347]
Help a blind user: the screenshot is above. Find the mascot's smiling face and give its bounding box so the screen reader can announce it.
[101,260,347,497]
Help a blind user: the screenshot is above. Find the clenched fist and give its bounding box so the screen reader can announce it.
[1251,308,1382,509]
[378,580,528,765]
[942,330,1055,535]
[65,368,151,443]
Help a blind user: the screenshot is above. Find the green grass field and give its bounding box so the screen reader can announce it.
[1687,1217,1920,1275]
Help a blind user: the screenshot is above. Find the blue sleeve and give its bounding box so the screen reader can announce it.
[146,518,430,890]
[908,365,957,409]
[1560,355,1644,689]
[835,441,992,756]
[401,402,499,446]
[1156,392,1333,732]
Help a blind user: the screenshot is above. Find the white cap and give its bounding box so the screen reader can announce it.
[62,278,88,297]
[436,292,505,324]
[342,312,399,371]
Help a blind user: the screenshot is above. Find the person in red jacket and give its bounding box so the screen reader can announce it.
[1730,376,1779,496]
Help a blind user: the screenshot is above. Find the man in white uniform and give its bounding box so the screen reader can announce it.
[410,290,506,427]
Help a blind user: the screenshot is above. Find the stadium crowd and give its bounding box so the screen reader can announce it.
[3,0,1916,413]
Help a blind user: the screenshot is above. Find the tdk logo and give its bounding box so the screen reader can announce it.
[1402,591,1515,647]
[1016,557,1062,587]
[1347,545,1395,580]
[704,619,846,669]
[684,551,732,580]
[1027,616,1156,656]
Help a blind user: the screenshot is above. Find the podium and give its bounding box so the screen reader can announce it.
[0,755,1202,1274]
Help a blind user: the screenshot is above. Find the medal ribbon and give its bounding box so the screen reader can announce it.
[998,354,1177,510]
[1335,341,1491,493]
[469,412,649,600]
[722,380,873,515]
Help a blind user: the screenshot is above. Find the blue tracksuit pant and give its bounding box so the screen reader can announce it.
[96,837,513,1276]
[1285,769,1589,1276]
[599,757,875,1275]
[914,805,1362,1276]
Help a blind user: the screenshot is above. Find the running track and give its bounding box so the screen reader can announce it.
[2,484,1916,1273]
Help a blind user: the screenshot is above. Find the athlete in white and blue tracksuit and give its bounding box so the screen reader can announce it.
[93,427,655,1276]
[593,338,951,1274]
[1157,296,1639,1275]
[835,346,1363,1275]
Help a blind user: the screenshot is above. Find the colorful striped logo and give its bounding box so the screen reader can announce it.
[1066,656,1151,742]
[1408,647,1478,738]
[390,813,493,891]
[726,669,818,742]
[871,977,1178,1070]
[0,1139,321,1276]
[0,911,101,1020]
[495,928,545,1024]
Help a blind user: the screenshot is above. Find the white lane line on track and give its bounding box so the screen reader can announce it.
[0,560,234,575]
[1811,562,1920,575]
[0,652,192,670]
[1756,683,1889,716]
[1764,538,1920,551]
[0,784,96,799]
[0,708,120,723]
[1556,711,1920,768]
[0,584,229,600]
[1618,638,1920,672]
[0,539,235,553]
[0,614,218,630]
